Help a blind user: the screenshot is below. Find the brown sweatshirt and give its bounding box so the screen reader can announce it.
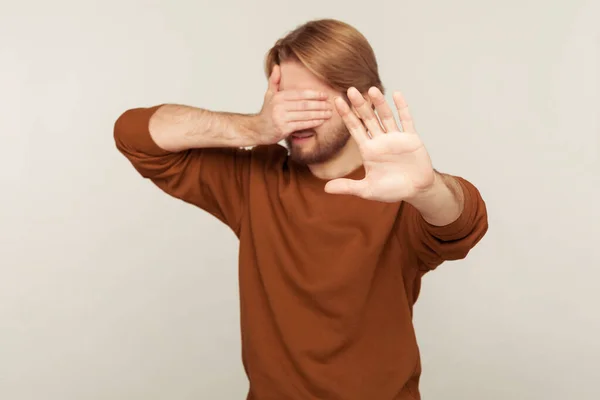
[114,105,488,400]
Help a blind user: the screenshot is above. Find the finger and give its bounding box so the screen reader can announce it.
[282,90,329,101]
[267,65,281,94]
[284,99,332,112]
[368,87,399,133]
[392,91,416,133]
[347,87,384,137]
[285,110,332,122]
[324,178,369,197]
[288,119,327,132]
[334,96,369,144]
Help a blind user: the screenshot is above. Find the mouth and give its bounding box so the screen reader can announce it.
[291,130,315,142]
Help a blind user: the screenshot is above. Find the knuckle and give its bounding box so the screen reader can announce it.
[272,107,284,119]
[271,96,283,107]
[276,122,287,132]
[272,113,283,125]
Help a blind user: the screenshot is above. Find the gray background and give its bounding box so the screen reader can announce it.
[1,0,598,399]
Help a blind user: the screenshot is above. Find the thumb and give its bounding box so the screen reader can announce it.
[324,178,368,197]
[267,64,281,94]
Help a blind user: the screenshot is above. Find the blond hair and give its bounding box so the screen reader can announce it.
[265,19,384,99]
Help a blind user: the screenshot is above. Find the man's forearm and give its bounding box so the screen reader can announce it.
[407,172,465,226]
[149,104,261,152]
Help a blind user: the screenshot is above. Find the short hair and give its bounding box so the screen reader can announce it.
[265,19,384,99]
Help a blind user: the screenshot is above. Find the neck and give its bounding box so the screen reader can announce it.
[308,138,363,180]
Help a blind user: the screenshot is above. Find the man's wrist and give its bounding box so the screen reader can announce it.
[405,172,443,208]
[406,172,464,226]
[211,112,262,148]
[240,114,265,146]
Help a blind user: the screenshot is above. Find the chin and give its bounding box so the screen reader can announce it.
[286,127,351,165]
[288,143,340,165]
[290,151,329,165]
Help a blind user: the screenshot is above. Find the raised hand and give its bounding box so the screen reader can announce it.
[256,65,333,144]
[324,87,436,203]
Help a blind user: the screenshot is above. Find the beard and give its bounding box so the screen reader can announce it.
[284,123,351,165]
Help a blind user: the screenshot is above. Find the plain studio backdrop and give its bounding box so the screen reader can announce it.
[1,0,598,399]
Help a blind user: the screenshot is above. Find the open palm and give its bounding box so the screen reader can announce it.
[324,87,435,203]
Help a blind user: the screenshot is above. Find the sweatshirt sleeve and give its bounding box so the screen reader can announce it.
[113,105,252,235]
[402,176,489,271]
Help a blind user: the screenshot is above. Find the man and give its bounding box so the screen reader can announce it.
[114,18,488,400]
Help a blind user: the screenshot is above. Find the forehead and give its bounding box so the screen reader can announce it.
[279,60,329,91]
